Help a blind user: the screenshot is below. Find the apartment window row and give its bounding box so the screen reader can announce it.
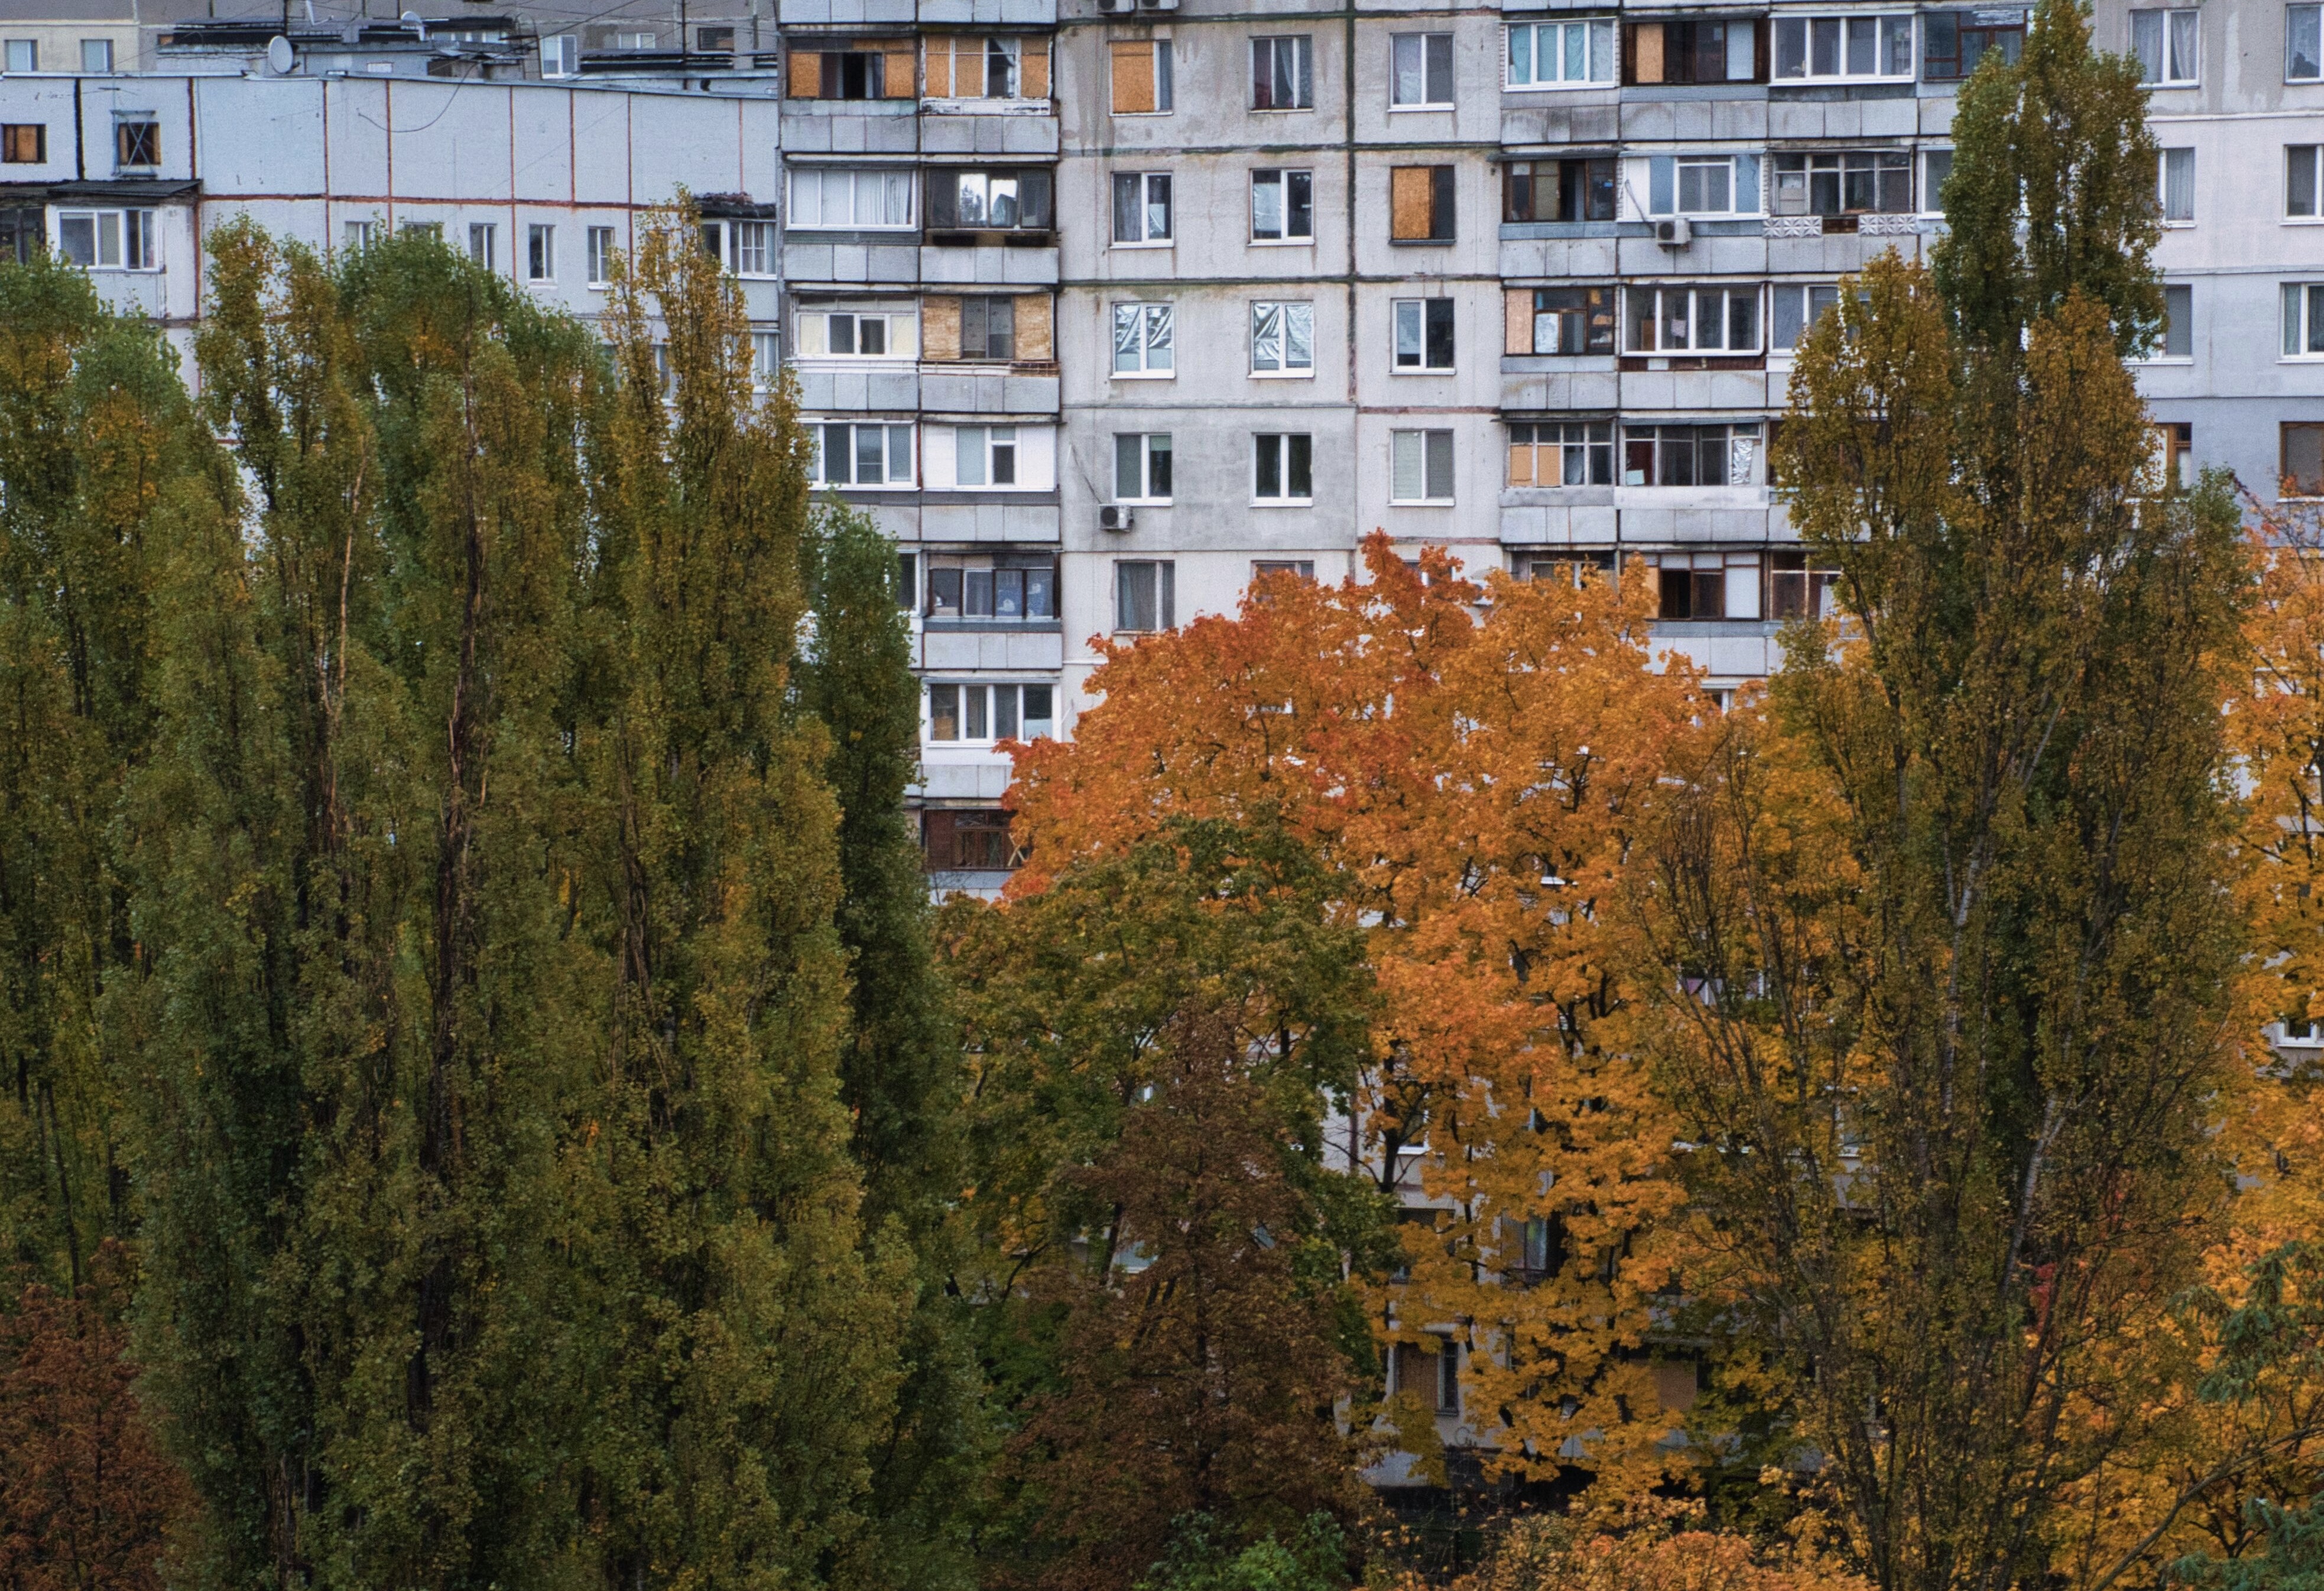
[1507,150,1955,225]
[1508,420,1761,488]
[790,297,1054,364]
[920,556,1057,621]
[786,34,1054,101]
[800,422,1047,490]
[928,681,1056,743]
[1519,550,1839,622]
[1507,282,1854,357]
[3,116,156,171]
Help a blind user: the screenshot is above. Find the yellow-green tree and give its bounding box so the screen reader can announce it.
[1638,6,2249,1587]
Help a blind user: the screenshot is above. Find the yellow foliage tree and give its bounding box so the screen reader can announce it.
[1004,533,1705,1492]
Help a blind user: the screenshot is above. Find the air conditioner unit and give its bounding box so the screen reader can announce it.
[1095,0,1137,14]
[1099,505,1134,532]
[1138,0,1180,11]
[1654,216,1693,248]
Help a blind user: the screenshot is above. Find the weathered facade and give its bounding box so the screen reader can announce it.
[0,0,2310,900]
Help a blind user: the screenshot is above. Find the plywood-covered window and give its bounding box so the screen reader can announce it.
[787,38,916,99]
[924,35,1050,98]
[1389,166,1455,241]
[1111,37,1174,113]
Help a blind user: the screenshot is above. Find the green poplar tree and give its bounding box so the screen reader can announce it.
[0,256,212,1291]
[1642,5,2248,1589]
[805,504,988,1591]
[134,219,603,1589]
[565,207,912,1589]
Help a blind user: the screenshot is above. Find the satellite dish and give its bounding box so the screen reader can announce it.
[265,33,295,73]
[400,9,427,41]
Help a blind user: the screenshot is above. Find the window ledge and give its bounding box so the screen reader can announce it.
[1110,371,1176,380]
[1249,370,1317,380]
[923,620,1063,633]
[1390,500,1456,508]
[1388,102,1456,112]
[1249,238,1317,247]
[1250,499,1316,508]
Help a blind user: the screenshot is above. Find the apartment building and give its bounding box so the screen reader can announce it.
[0,1,2315,884]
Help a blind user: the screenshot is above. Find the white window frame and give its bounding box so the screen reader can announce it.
[1252,433,1314,505]
[1392,297,1456,372]
[1627,284,1764,354]
[1111,171,1174,246]
[80,38,112,73]
[2146,283,2193,362]
[525,222,555,282]
[1390,428,1455,505]
[1507,420,1615,488]
[752,330,781,390]
[467,222,497,270]
[541,34,577,75]
[586,225,616,286]
[2283,283,2324,359]
[1771,283,1842,351]
[1114,433,1174,504]
[1921,148,1954,215]
[1770,14,1915,81]
[1620,422,1762,487]
[1250,169,1314,243]
[1676,155,1741,215]
[342,219,375,254]
[2291,2,2322,81]
[4,40,37,72]
[796,309,917,360]
[2157,146,2193,224]
[700,218,775,277]
[1115,559,1176,633]
[926,682,1059,745]
[2132,7,2199,85]
[809,420,917,487]
[1251,35,1314,109]
[1250,300,1315,378]
[1505,18,1615,88]
[787,167,917,231]
[1390,31,1456,107]
[953,425,1021,488]
[2290,145,2324,220]
[1112,302,1175,377]
[924,556,1059,622]
[53,207,158,271]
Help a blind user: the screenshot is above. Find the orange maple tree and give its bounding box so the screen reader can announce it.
[1003,532,1707,1491]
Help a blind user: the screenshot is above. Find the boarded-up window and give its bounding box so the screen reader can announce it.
[926,36,1049,99]
[1018,293,1054,361]
[1630,21,1667,82]
[1505,289,1533,355]
[1112,39,1155,111]
[923,296,962,360]
[790,38,913,98]
[1111,38,1172,112]
[1390,166,1454,241]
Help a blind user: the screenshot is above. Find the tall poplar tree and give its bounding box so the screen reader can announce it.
[0,257,215,1290]
[804,504,988,1590]
[1640,5,2249,1588]
[134,220,605,1588]
[564,208,911,1588]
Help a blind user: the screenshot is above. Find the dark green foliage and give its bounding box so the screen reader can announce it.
[804,504,990,1591]
[1137,1513,1352,1591]
[0,255,221,1292]
[2169,1247,2324,1591]
[1933,0,2164,359]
